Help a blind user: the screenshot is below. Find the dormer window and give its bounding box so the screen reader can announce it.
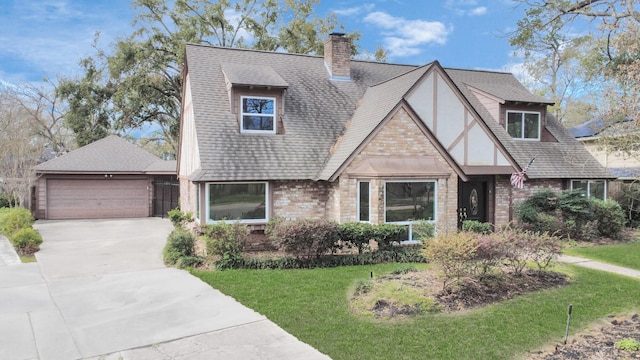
[507,110,540,140]
[241,96,276,134]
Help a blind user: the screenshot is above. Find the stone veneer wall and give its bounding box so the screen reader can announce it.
[494,176,565,226]
[338,106,459,233]
[271,180,330,220]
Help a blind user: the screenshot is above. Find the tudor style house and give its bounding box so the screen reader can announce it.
[177,33,611,239]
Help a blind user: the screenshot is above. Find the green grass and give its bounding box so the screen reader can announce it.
[20,255,36,263]
[193,263,640,360]
[564,241,640,270]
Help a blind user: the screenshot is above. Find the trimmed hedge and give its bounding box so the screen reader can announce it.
[214,248,427,270]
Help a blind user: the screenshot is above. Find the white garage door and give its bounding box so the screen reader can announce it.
[47,179,149,219]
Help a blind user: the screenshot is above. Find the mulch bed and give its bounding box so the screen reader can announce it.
[531,313,640,359]
[435,270,569,312]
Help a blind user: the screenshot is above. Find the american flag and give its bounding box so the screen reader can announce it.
[510,158,535,189]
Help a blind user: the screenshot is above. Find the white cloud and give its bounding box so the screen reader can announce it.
[333,4,376,16]
[364,11,451,58]
[469,6,487,16]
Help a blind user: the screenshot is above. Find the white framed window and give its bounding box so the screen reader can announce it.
[571,180,606,200]
[506,110,540,140]
[206,182,268,223]
[241,96,276,134]
[357,181,370,222]
[384,180,436,242]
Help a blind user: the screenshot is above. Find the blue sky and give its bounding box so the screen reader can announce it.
[0,0,526,86]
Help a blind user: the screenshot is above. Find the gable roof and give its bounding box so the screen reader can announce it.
[444,69,613,179]
[35,135,175,174]
[183,44,611,182]
[184,44,414,182]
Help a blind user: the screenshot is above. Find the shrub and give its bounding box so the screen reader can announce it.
[11,227,43,255]
[592,199,626,238]
[267,218,340,259]
[202,221,248,263]
[461,220,492,234]
[163,228,196,265]
[176,255,205,269]
[616,338,640,351]
[338,222,375,253]
[0,193,17,208]
[0,207,33,237]
[558,190,593,228]
[167,208,193,229]
[496,227,561,274]
[614,182,640,227]
[422,231,478,290]
[372,223,406,251]
[412,220,436,241]
[515,189,558,224]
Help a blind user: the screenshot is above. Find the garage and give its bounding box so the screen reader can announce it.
[34,135,177,220]
[46,179,149,219]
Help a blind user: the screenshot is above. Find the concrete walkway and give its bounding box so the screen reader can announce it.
[557,255,640,278]
[0,219,330,360]
[0,234,21,266]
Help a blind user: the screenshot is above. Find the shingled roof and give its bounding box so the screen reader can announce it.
[35,135,175,174]
[183,44,611,181]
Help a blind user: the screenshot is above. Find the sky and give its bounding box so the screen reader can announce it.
[0,0,528,87]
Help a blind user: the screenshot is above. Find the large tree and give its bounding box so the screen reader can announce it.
[60,0,357,154]
[510,0,640,129]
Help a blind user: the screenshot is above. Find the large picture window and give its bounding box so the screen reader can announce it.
[207,182,268,222]
[571,180,606,200]
[506,111,540,140]
[384,181,436,223]
[241,96,276,133]
[358,181,370,222]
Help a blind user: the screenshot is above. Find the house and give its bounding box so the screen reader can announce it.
[177,33,612,239]
[34,135,178,220]
[569,118,640,199]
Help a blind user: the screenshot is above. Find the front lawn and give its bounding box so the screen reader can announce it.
[193,263,640,360]
[564,241,640,270]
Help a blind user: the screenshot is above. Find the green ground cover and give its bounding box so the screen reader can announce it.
[564,241,640,270]
[193,263,640,360]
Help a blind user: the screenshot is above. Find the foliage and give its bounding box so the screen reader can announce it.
[338,222,375,253]
[11,227,43,256]
[60,0,361,154]
[591,199,626,238]
[510,0,640,151]
[616,338,640,351]
[352,278,374,296]
[412,220,436,241]
[371,223,406,251]
[267,218,340,259]
[214,248,426,270]
[175,255,205,269]
[167,208,193,229]
[461,220,492,234]
[423,231,478,289]
[612,182,640,227]
[163,228,196,265]
[0,207,34,237]
[0,193,17,208]
[515,189,626,240]
[202,221,248,266]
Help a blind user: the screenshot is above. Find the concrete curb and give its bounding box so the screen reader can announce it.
[0,235,21,267]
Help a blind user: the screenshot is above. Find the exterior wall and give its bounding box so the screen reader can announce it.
[494,176,564,227]
[581,139,640,171]
[179,178,197,222]
[272,180,330,220]
[338,106,459,233]
[178,74,201,178]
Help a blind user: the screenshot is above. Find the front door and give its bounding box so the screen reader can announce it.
[458,180,486,227]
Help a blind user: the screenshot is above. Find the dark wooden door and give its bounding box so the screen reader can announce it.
[458,180,486,226]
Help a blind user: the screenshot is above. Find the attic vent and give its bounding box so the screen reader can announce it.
[324,33,351,81]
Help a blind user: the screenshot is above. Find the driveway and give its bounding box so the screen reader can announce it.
[0,218,329,360]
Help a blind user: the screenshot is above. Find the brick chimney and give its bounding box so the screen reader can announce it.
[324,32,351,80]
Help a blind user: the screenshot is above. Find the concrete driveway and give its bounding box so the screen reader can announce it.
[0,218,329,360]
